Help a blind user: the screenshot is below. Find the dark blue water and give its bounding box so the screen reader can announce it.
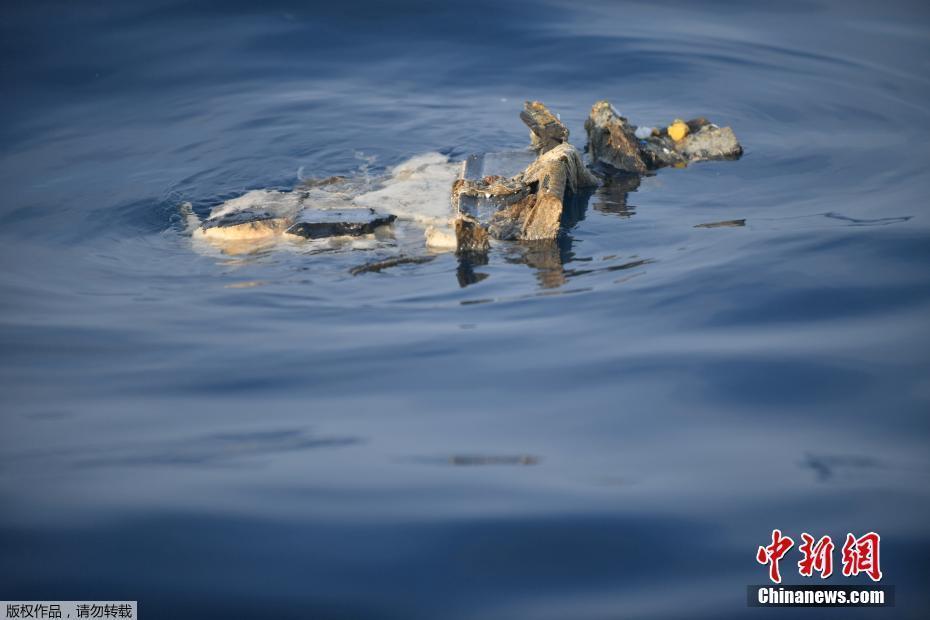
[2,0,930,617]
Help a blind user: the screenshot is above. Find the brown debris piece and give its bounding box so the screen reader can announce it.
[299,175,347,188]
[520,143,598,240]
[286,212,396,239]
[449,99,743,254]
[586,101,741,171]
[685,117,712,133]
[638,134,686,169]
[679,125,743,162]
[520,101,569,154]
[448,454,539,466]
[694,219,746,228]
[584,100,647,174]
[455,215,490,254]
[451,175,531,209]
[488,193,536,240]
[640,117,742,168]
[453,142,598,246]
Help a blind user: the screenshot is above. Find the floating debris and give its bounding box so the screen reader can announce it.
[521,100,569,154]
[194,190,301,242]
[452,143,598,244]
[694,219,746,228]
[448,100,741,254]
[454,215,491,254]
[448,454,539,466]
[424,225,458,250]
[224,280,267,289]
[586,100,742,171]
[584,100,648,174]
[667,118,689,142]
[182,99,743,266]
[451,117,599,248]
[678,124,742,163]
[349,255,436,276]
[181,157,457,255]
[286,209,396,239]
[183,183,396,249]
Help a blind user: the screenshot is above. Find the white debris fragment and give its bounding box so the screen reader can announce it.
[425,225,457,250]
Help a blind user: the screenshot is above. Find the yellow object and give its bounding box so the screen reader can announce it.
[668,119,689,142]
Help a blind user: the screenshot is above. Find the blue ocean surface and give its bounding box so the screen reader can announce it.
[1,0,930,617]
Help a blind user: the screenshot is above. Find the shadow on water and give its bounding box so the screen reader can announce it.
[455,252,490,288]
[592,173,641,218]
[399,454,540,466]
[823,212,913,227]
[84,429,363,468]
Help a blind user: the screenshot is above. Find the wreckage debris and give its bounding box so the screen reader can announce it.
[667,119,689,142]
[452,142,598,247]
[199,209,293,240]
[638,134,686,169]
[191,190,301,242]
[638,122,743,168]
[586,100,742,172]
[196,203,395,242]
[454,215,491,254]
[584,101,649,175]
[286,209,396,239]
[677,124,742,162]
[448,454,539,466]
[449,99,742,252]
[521,100,570,154]
[185,99,742,266]
[517,143,599,240]
[694,219,746,228]
[183,187,398,256]
[451,105,599,247]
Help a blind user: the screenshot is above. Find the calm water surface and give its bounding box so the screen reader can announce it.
[2,1,930,618]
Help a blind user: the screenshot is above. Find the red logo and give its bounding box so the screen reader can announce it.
[756,529,794,584]
[757,530,881,583]
[841,532,882,582]
[798,533,834,578]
